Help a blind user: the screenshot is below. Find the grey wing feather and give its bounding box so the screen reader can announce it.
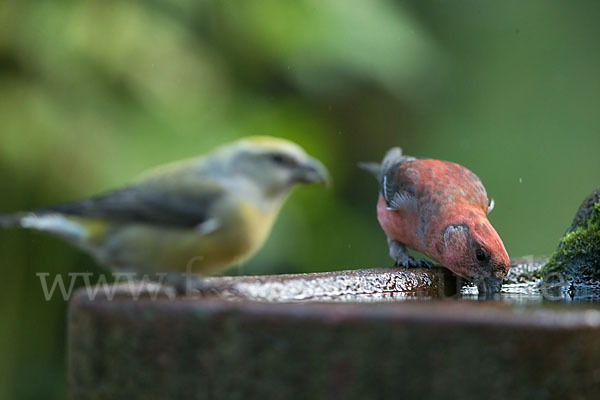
[37,185,225,227]
[379,147,418,210]
[359,148,410,181]
[360,147,418,210]
[386,188,416,211]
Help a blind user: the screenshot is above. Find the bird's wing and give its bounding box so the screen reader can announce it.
[38,180,227,228]
[487,198,495,215]
[378,148,419,211]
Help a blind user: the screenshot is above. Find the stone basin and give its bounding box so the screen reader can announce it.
[68,262,600,400]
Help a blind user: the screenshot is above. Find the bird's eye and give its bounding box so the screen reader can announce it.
[476,248,488,262]
[271,154,286,164]
[268,153,295,167]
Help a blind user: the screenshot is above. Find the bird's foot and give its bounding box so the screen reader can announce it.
[415,258,434,269]
[169,275,221,298]
[388,238,434,269]
[394,256,434,269]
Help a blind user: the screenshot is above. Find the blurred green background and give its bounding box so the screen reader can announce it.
[1,0,600,398]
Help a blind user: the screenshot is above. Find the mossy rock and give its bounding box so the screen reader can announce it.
[542,188,600,282]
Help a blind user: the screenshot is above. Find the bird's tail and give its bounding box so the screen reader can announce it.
[358,162,381,178]
[0,212,86,243]
[359,147,408,180]
[381,147,406,172]
[0,213,24,228]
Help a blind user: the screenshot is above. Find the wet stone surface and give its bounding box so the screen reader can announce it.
[199,266,459,302]
[69,261,600,400]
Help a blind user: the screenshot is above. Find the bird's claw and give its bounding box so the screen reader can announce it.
[395,257,433,269]
[172,276,220,298]
[417,259,434,269]
[388,239,433,270]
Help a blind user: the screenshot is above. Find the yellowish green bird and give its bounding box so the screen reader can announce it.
[0,137,329,281]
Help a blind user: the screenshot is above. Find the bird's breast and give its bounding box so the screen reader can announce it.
[219,200,278,257]
[376,196,426,254]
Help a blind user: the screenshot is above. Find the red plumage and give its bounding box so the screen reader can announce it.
[365,149,509,295]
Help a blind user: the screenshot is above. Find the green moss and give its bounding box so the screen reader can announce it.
[542,191,600,282]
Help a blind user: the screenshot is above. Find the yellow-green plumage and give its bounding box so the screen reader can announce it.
[72,198,279,274]
[0,137,328,276]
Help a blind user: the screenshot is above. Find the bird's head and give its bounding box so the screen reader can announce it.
[220,136,330,199]
[439,211,510,296]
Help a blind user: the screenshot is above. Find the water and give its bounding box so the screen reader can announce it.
[198,258,600,306]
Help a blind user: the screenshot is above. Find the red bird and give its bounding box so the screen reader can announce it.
[361,148,510,295]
